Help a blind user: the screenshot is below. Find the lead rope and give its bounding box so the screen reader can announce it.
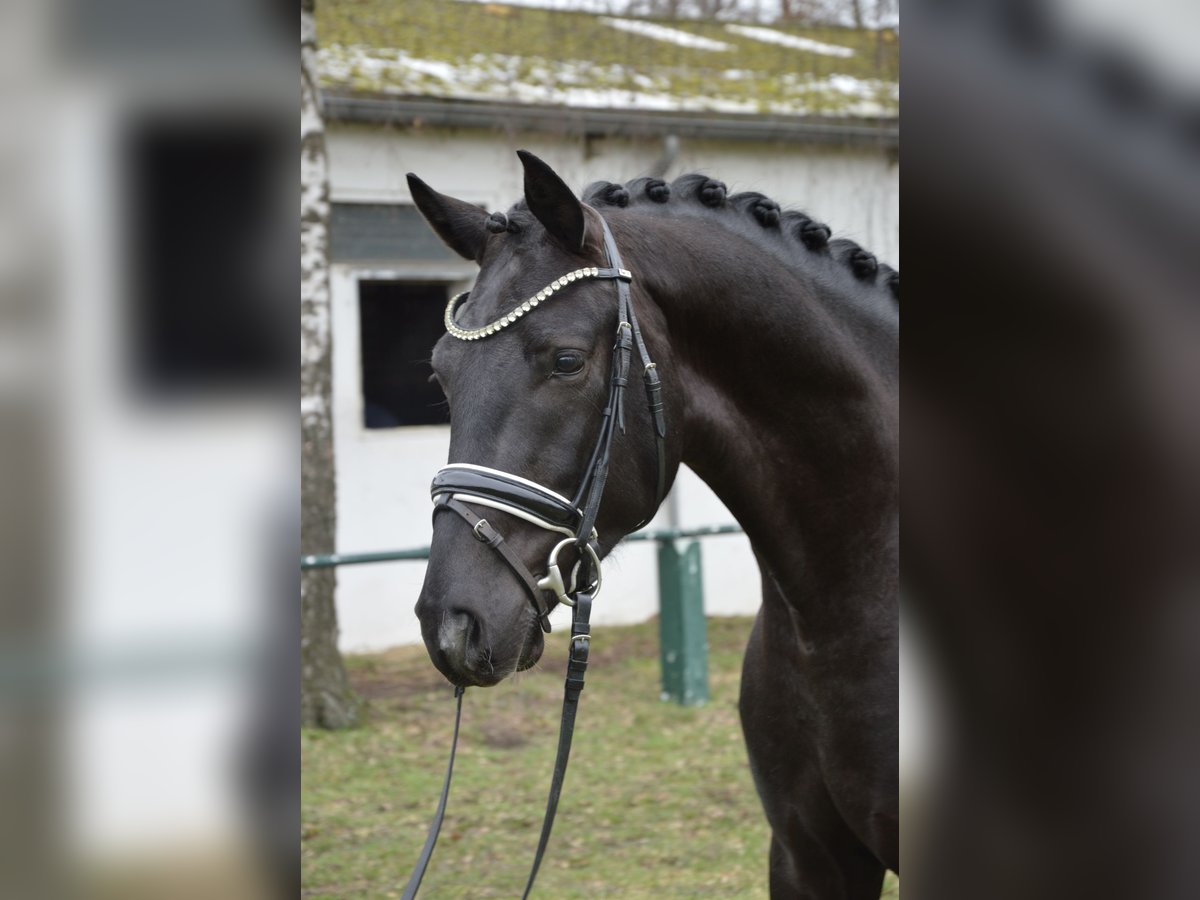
[400,685,465,900]
[399,589,592,900]
[522,583,593,898]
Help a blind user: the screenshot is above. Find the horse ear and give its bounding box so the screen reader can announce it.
[517,150,585,253]
[406,173,489,261]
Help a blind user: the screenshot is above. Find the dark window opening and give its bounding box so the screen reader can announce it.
[359,281,451,428]
[125,114,292,398]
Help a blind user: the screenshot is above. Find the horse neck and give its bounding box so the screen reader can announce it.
[618,211,898,619]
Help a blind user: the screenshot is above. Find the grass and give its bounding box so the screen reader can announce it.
[303,616,898,898]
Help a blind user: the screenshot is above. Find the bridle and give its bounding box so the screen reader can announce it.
[430,211,666,630]
[402,212,667,898]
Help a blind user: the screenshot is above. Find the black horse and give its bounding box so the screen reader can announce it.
[408,151,898,898]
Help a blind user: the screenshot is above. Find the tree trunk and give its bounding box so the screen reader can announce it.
[849,0,865,28]
[301,0,358,729]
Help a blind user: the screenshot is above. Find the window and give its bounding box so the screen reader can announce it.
[331,203,461,263]
[358,281,451,428]
[126,114,291,397]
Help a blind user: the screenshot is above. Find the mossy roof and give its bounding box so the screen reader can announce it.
[316,0,898,118]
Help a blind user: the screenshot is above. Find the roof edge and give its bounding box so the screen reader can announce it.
[324,92,898,148]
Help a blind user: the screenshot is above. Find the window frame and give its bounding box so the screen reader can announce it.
[346,264,473,438]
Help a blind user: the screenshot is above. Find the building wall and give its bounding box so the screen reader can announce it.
[329,124,899,262]
[326,123,899,652]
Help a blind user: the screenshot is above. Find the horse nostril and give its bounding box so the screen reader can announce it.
[438,609,481,665]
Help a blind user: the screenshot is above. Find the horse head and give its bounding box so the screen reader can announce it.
[408,151,674,687]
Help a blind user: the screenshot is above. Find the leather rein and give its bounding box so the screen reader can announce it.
[401,214,666,898]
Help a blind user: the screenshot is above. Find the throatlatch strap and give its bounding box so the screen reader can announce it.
[400,685,464,900]
[522,588,593,899]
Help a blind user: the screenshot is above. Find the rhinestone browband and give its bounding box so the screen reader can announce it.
[444,266,632,341]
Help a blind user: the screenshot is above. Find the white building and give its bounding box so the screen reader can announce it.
[319,4,899,651]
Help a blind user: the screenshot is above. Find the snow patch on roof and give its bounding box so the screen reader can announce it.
[397,57,459,81]
[319,44,897,117]
[599,17,733,52]
[725,24,855,57]
[453,0,637,11]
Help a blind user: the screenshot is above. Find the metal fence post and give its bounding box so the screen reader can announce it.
[657,538,709,706]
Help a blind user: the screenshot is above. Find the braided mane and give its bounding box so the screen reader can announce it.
[579,173,898,303]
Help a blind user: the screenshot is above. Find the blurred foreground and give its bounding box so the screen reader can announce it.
[0,1,294,897]
[903,2,1200,898]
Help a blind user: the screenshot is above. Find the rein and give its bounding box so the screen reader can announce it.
[401,214,665,898]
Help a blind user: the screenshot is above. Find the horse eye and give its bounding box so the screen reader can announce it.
[554,351,585,375]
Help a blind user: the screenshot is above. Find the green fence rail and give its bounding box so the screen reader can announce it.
[302,524,744,706]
